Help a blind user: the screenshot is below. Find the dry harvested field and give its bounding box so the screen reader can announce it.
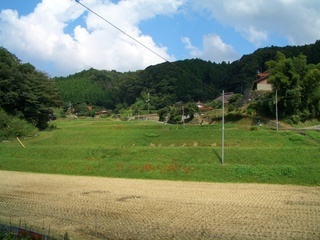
[0,170,319,240]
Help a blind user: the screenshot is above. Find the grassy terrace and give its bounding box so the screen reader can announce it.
[0,119,319,186]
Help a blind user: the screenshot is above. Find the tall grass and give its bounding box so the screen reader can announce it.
[0,119,319,185]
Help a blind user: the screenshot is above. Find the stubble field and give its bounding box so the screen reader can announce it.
[1,170,319,240]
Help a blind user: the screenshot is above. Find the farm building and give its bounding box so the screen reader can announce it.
[214,92,234,103]
[252,71,272,91]
[196,101,214,111]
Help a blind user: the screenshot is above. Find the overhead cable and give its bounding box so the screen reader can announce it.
[75,0,168,62]
[75,0,218,93]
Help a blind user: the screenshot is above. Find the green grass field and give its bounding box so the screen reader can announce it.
[0,119,319,186]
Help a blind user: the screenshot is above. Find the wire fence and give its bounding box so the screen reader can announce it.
[0,206,105,240]
[0,218,70,240]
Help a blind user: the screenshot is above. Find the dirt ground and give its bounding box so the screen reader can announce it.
[0,170,319,240]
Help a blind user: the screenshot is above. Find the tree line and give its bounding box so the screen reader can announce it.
[1,40,320,138]
[54,40,320,121]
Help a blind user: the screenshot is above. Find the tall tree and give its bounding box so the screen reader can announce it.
[266,52,320,122]
[0,47,62,129]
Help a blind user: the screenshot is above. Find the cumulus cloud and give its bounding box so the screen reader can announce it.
[0,0,183,76]
[192,0,320,46]
[1,0,319,77]
[182,34,239,63]
[181,37,201,56]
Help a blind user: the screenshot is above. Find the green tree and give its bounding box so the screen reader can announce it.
[266,52,320,122]
[0,109,37,140]
[0,47,61,129]
[164,101,199,124]
[301,63,320,118]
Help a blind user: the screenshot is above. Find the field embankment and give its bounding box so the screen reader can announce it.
[0,119,319,185]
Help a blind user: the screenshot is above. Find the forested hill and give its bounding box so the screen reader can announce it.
[55,40,320,110]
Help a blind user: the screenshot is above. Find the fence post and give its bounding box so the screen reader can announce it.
[95,213,97,237]
[64,232,69,240]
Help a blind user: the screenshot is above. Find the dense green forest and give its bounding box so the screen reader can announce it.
[54,40,320,122]
[1,40,320,139]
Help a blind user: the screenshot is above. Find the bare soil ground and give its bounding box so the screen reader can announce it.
[0,170,319,240]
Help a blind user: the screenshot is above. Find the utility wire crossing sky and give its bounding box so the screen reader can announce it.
[75,0,170,63]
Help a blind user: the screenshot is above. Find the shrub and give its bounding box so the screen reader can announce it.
[250,126,258,131]
[290,114,301,124]
[228,104,235,112]
[0,109,37,140]
[157,107,169,122]
[228,94,242,105]
[225,112,243,122]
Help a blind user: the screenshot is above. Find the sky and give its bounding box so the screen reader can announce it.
[0,0,320,77]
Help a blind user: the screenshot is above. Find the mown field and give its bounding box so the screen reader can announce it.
[0,119,319,186]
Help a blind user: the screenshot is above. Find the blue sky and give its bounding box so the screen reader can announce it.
[0,0,319,77]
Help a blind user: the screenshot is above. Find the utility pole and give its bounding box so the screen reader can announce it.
[147,92,150,121]
[182,105,185,128]
[68,101,72,120]
[221,90,225,164]
[275,90,279,132]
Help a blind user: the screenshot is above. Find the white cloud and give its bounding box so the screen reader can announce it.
[242,26,268,46]
[192,0,320,46]
[0,0,184,76]
[181,37,201,56]
[1,0,319,77]
[182,34,239,63]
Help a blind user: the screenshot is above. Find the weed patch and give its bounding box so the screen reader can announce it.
[232,165,256,178]
[280,166,296,177]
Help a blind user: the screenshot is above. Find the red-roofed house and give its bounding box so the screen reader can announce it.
[196,101,214,111]
[252,71,272,91]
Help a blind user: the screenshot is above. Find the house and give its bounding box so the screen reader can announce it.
[95,110,108,116]
[214,92,234,103]
[196,101,214,111]
[252,71,272,91]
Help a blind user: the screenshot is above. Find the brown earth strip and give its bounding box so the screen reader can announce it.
[0,170,319,239]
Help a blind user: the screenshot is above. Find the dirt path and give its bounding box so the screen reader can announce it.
[0,170,319,240]
[302,125,320,130]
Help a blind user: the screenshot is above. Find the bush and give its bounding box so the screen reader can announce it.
[290,114,301,124]
[158,107,169,122]
[0,109,37,140]
[210,100,222,109]
[228,94,242,105]
[250,126,258,131]
[225,112,244,122]
[228,104,235,112]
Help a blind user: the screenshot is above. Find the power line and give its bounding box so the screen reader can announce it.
[75,0,218,93]
[75,0,168,63]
